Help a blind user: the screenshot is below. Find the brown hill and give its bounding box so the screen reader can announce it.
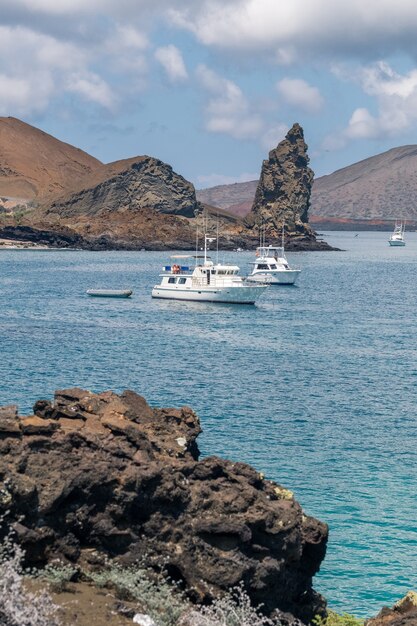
[311,145,417,220]
[197,180,258,214]
[0,117,102,201]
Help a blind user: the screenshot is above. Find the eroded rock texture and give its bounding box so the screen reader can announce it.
[47,156,199,219]
[0,388,328,622]
[366,592,417,626]
[247,123,315,241]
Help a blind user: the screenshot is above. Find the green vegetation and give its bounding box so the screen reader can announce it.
[313,609,364,626]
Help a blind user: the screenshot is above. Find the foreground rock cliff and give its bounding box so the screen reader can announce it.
[0,388,328,622]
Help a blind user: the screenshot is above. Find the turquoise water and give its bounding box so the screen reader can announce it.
[0,231,416,616]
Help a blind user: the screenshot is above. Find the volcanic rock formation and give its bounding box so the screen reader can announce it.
[0,388,328,622]
[46,156,199,219]
[366,592,417,626]
[246,123,315,240]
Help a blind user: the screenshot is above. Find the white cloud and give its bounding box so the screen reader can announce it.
[196,64,263,140]
[323,61,417,150]
[66,72,116,109]
[168,0,417,63]
[261,123,288,151]
[0,21,149,116]
[277,78,324,113]
[155,45,188,83]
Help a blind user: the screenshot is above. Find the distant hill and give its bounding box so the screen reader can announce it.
[197,145,417,224]
[0,117,102,201]
[196,181,258,217]
[312,145,417,220]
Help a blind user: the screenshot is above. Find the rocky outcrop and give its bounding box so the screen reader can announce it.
[366,592,417,626]
[45,156,199,219]
[246,124,316,241]
[0,388,328,622]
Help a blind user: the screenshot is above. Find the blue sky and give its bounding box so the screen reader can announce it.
[2,1,417,188]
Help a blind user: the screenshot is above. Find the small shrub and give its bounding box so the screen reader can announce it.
[182,584,279,626]
[89,561,188,626]
[38,561,78,592]
[0,533,60,626]
[313,610,364,626]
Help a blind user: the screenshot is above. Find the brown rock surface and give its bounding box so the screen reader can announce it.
[0,117,101,201]
[366,592,417,626]
[0,388,328,622]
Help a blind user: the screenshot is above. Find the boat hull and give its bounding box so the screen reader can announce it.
[87,289,133,298]
[151,285,267,304]
[247,270,300,285]
[388,240,405,246]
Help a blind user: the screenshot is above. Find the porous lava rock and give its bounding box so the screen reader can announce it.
[247,123,317,243]
[0,388,328,622]
[45,156,199,219]
[366,592,417,626]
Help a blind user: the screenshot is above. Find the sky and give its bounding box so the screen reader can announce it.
[2,0,417,188]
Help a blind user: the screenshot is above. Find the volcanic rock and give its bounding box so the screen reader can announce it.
[245,124,316,241]
[0,388,328,622]
[366,592,417,626]
[46,156,200,219]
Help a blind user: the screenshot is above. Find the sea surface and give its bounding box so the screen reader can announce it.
[0,231,416,616]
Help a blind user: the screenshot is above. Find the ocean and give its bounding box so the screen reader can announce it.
[0,230,416,616]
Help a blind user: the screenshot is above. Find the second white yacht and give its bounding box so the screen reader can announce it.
[247,245,301,285]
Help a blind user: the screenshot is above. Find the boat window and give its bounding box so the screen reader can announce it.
[211,269,216,274]
[178,277,187,284]
[168,277,176,284]
[269,265,277,270]
[218,270,225,275]
[257,264,269,270]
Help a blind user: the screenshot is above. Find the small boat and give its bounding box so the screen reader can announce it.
[389,221,406,246]
[152,235,269,304]
[86,289,133,298]
[247,226,301,285]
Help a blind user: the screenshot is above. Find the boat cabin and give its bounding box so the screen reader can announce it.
[252,246,290,270]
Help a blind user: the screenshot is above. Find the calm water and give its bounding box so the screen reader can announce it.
[0,231,416,616]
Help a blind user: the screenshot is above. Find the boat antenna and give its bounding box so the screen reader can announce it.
[194,208,199,264]
[282,222,285,250]
[216,212,219,265]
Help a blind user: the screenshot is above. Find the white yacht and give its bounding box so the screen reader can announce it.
[247,245,301,285]
[389,221,406,246]
[152,236,269,304]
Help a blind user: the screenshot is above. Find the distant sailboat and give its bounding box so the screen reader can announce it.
[389,221,406,246]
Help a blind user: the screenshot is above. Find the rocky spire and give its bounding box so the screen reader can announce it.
[247,123,315,238]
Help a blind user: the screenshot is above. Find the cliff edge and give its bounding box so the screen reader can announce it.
[0,388,328,622]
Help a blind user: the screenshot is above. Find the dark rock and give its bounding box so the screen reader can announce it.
[47,156,199,219]
[0,404,20,434]
[366,592,417,626]
[247,123,334,250]
[0,389,328,622]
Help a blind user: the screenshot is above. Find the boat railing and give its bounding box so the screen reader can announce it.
[190,276,249,288]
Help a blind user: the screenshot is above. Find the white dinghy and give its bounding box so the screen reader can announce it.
[86,289,133,298]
